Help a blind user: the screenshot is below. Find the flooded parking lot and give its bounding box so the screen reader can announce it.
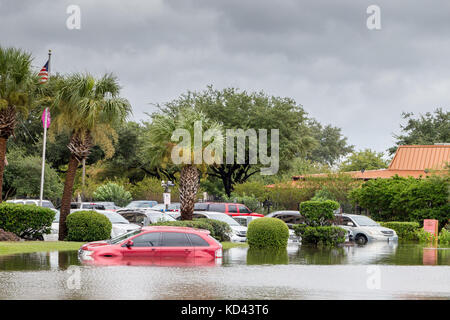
[0,242,449,299]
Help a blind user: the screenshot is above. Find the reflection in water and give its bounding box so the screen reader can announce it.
[246,248,288,265]
[0,243,449,299]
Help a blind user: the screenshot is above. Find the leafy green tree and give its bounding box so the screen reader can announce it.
[93,182,132,207]
[349,175,449,222]
[155,86,315,196]
[339,149,388,172]
[306,119,354,166]
[49,73,131,240]
[0,47,37,200]
[389,109,450,155]
[144,108,223,220]
[3,148,63,202]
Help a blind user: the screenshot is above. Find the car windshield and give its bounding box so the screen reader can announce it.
[148,212,176,222]
[109,229,142,244]
[98,203,116,209]
[41,201,55,209]
[101,212,130,224]
[152,203,179,211]
[352,215,379,227]
[207,213,241,226]
[126,201,156,208]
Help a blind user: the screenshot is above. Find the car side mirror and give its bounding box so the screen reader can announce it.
[347,222,354,226]
[125,240,134,247]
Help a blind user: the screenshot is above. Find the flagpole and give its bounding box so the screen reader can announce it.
[39,50,51,207]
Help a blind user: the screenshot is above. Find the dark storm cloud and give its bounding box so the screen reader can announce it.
[0,0,449,155]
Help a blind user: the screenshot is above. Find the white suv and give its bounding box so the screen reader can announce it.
[335,214,398,244]
[6,199,56,209]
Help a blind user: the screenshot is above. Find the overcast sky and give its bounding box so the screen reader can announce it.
[1,0,449,155]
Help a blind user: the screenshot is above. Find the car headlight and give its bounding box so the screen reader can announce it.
[80,250,94,260]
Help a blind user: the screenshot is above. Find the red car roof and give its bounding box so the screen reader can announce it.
[141,226,211,234]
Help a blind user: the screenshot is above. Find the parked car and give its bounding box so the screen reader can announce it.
[266,211,305,229]
[6,199,56,209]
[150,203,181,212]
[70,202,106,211]
[232,215,262,227]
[172,211,248,243]
[119,210,176,226]
[78,226,223,266]
[194,202,264,217]
[52,209,140,239]
[334,214,398,244]
[95,202,121,211]
[122,200,158,210]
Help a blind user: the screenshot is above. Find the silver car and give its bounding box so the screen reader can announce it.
[335,214,398,244]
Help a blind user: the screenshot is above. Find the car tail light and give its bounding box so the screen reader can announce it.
[215,248,222,258]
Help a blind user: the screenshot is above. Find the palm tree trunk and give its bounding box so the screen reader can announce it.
[58,155,79,240]
[0,137,7,202]
[179,165,199,220]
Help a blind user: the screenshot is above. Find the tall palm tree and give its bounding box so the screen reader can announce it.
[146,108,223,220]
[0,47,36,201]
[51,73,131,240]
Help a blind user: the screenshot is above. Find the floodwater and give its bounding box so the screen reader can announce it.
[0,242,449,299]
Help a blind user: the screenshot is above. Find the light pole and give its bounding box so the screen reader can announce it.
[161,180,175,212]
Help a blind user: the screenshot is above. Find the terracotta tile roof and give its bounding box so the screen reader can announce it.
[288,145,449,183]
[388,145,450,170]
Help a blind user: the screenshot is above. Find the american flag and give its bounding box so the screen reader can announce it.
[38,60,49,84]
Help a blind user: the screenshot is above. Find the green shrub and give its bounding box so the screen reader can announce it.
[93,182,132,207]
[302,226,347,246]
[379,222,420,241]
[293,224,307,237]
[438,229,450,245]
[410,204,450,231]
[0,203,55,239]
[247,217,289,249]
[246,248,288,265]
[416,229,438,243]
[150,220,216,239]
[66,211,112,241]
[299,200,339,227]
[196,218,232,242]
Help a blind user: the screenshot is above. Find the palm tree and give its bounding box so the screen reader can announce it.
[0,47,36,201]
[146,108,223,220]
[51,73,131,240]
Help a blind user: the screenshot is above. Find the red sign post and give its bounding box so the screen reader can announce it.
[423,219,439,241]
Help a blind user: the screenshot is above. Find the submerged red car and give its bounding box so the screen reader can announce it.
[78,226,223,267]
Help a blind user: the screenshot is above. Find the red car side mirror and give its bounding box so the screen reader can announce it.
[125,240,134,247]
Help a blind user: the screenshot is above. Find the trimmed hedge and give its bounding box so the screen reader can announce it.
[197,218,232,242]
[247,217,289,249]
[0,203,55,239]
[299,200,339,227]
[293,224,307,237]
[379,221,420,241]
[302,226,347,246]
[66,211,112,241]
